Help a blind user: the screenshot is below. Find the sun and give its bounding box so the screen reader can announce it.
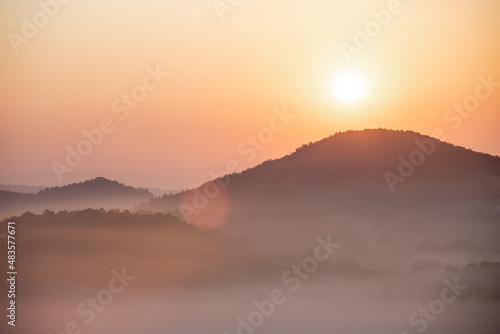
[332,72,367,104]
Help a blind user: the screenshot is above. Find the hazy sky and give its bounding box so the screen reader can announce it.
[1,0,499,187]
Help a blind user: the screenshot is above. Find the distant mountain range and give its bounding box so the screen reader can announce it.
[0,169,192,190]
[0,177,152,218]
[3,129,500,248]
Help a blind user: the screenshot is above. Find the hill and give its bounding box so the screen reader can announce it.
[142,129,500,247]
[0,177,152,218]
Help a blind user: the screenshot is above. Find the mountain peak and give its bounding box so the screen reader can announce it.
[37,177,147,196]
[144,128,500,233]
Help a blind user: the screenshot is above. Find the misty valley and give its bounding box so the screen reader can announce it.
[1,130,499,333]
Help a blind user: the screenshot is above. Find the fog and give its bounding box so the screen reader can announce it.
[1,210,499,334]
[13,279,500,334]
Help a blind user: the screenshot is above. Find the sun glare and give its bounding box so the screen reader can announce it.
[332,72,367,104]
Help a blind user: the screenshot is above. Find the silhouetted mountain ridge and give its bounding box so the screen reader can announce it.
[142,129,500,247]
[37,177,151,198]
[147,129,500,208]
[233,129,500,183]
[0,177,152,218]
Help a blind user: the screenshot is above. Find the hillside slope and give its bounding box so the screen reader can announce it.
[0,177,152,218]
[143,129,500,247]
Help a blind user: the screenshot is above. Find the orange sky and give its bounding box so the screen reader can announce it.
[1,0,499,188]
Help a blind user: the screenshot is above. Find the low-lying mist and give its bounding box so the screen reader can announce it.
[1,209,499,333]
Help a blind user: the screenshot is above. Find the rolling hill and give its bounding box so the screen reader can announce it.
[142,129,500,247]
[0,177,152,218]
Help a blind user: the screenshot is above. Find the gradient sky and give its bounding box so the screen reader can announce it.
[1,0,499,188]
